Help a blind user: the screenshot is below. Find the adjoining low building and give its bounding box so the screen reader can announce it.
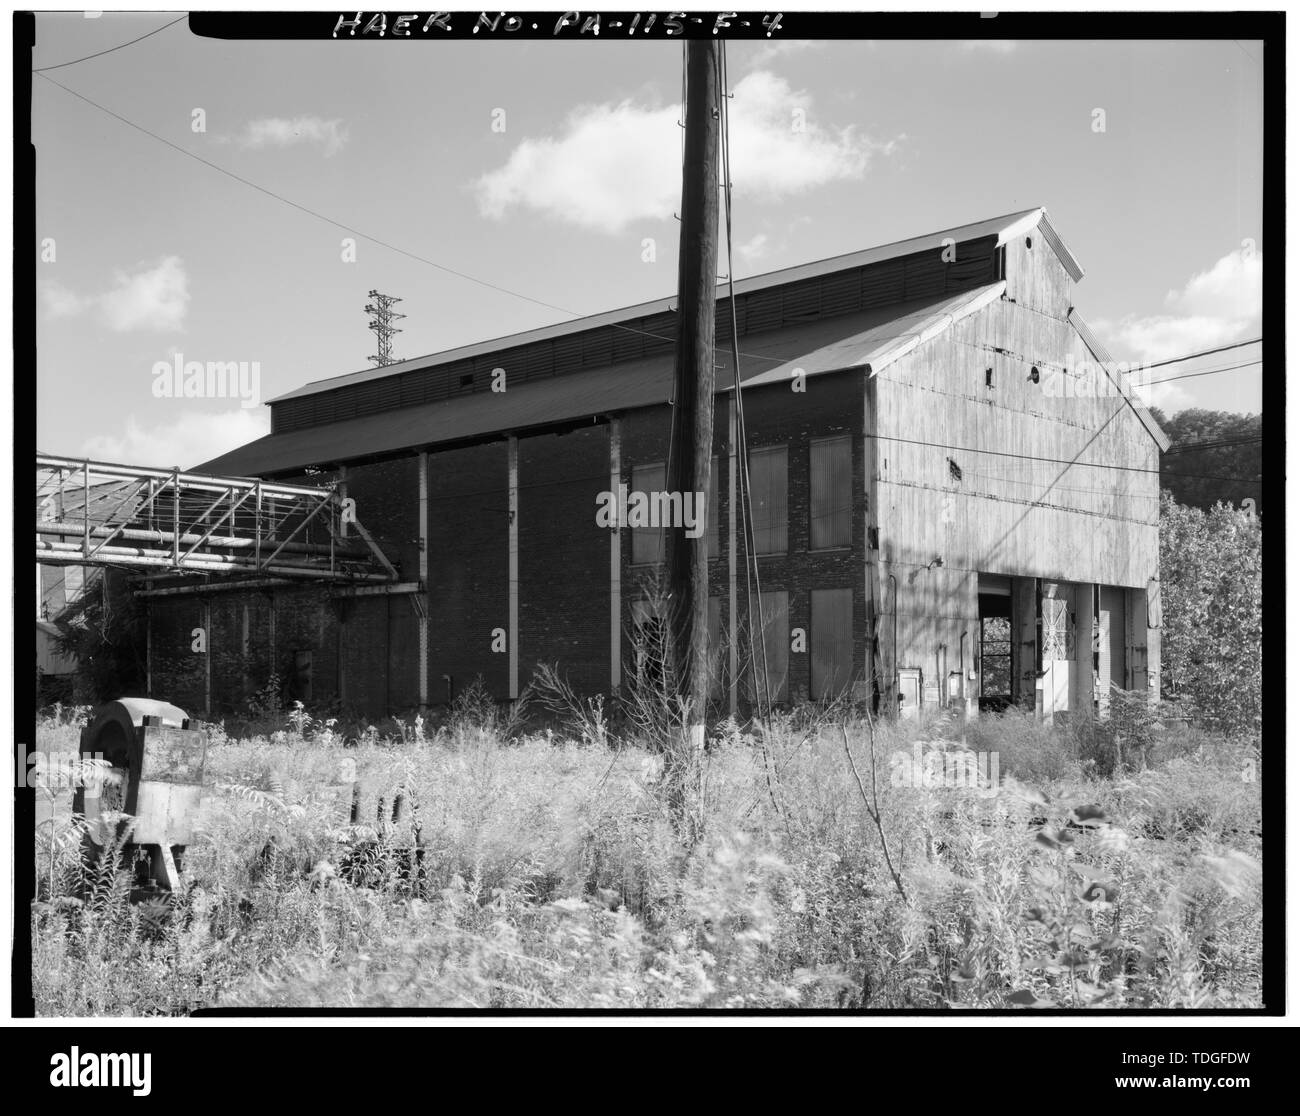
[147,207,1166,720]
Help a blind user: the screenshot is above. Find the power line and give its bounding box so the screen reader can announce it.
[379,431,1259,517]
[1141,337,1261,370]
[34,72,597,319]
[720,40,773,717]
[35,70,795,372]
[33,15,188,73]
[876,432,1258,482]
[1232,40,1262,67]
[1143,358,1261,386]
[36,72,1269,399]
[1164,434,1262,455]
[36,73,1267,407]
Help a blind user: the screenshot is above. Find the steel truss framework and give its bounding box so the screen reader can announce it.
[37,455,398,592]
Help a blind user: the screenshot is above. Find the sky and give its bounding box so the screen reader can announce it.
[32,15,1266,470]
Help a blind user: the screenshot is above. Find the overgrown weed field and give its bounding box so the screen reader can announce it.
[31,702,1263,1013]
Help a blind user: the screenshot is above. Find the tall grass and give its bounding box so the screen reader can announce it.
[31,703,1262,1013]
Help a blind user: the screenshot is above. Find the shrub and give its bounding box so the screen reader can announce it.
[1159,493,1261,739]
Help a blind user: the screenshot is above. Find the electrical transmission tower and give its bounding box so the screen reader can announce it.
[364,290,405,367]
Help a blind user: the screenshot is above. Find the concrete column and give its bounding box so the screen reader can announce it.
[1012,576,1038,709]
[1127,582,1160,702]
[1073,581,1096,715]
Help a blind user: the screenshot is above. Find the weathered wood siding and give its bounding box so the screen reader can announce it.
[872,308,1159,588]
[868,241,1161,708]
[1002,233,1074,318]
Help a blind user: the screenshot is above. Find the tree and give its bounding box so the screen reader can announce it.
[1158,492,1261,738]
[53,568,147,703]
[1150,407,1262,513]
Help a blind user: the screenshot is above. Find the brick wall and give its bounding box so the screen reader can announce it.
[148,596,205,713]
[346,458,420,580]
[619,371,867,710]
[149,370,871,718]
[518,424,610,696]
[426,440,510,703]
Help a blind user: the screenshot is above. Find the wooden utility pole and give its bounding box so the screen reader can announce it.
[665,40,721,752]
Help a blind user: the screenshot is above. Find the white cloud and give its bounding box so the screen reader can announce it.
[81,408,270,471]
[735,232,771,264]
[475,70,889,234]
[38,256,189,332]
[731,216,814,271]
[1164,245,1263,322]
[38,279,91,319]
[100,256,189,332]
[1100,245,1262,363]
[237,116,348,156]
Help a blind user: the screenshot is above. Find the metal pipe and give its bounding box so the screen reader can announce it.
[38,453,335,499]
[82,460,90,559]
[37,545,389,581]
[888,572,898,709]
[39,537,337,570]
[171,469,180,568]
[959,628,969,744]
[36,521,364,557]
[134,578,297,598]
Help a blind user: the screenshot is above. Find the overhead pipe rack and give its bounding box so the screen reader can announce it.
[36,454,400,592]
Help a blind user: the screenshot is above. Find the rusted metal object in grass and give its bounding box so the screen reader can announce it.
[74,698,207,899]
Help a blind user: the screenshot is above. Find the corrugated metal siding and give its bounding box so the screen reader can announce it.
[209,290,1001,477]
[270,239,1000,436]
[268,209,1044,408]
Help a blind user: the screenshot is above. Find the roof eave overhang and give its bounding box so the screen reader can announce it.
[1006,209,1086,283]
[1068,311,1171,452]
[863,281,1008,377]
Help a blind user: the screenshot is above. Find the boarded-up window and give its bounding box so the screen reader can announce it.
[630,462,665,566]
[810,436,852,549]
[632,459,717,563]
[811,588,854,700]
[745,590,789,704]
[748,446,788,555]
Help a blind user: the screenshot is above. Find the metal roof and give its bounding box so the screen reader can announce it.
[268,207,1071,406]
[738,283,1005,388]
[198,288,1002,477]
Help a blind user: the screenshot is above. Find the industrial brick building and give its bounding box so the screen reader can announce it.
[143,207,1167,721]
